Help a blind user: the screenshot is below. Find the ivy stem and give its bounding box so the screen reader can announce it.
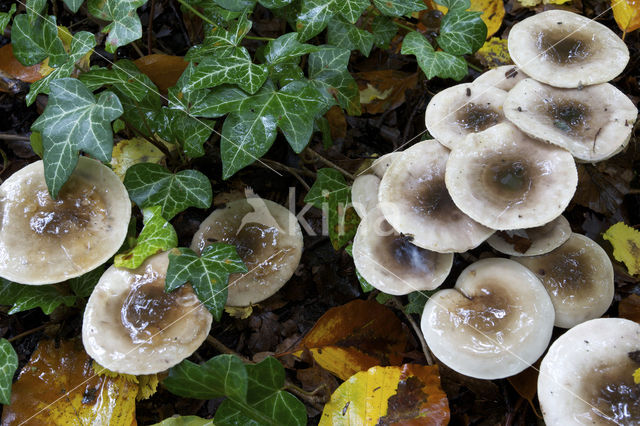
[8,324,48,343]
[0,133,30,142]
[466,60,483,72]
[245,35,276,41]
[123,121,175,162]
[393,20,415,32]
[305,149,355,181]
[390,296,434,365]
[175,0,215,26]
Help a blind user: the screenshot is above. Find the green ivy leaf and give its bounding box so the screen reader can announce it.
[371,15,398,48]
[63,0,85,12]
[87,0,146,53]
[305,168,359,249]
[372,0,426,17]
[156,108,213,158]
[115,206,178,269]
[0,4,16,33]
[212,0,256,10]
[0,339,18,405]
[0,279,76,315]
[115,85,163,138]
[345,244,374,292]
[221,79,326,178]
[435,0,470,10]
[437,10,486,55]
[404,291,436,315]
[26,63,73,107]
[31,78,122,198]
[401,31,467,81]
[270,61,305,87]
[68,267,104,298]
[264,32,318,65]
[308,47,360,115]
[295,0,369,41]
[185,13,252,61]
[124,163,213,220]
[188,48,268,95]
[166,244,247,321]
[327,18,374,56]
[80,60,158,102]
[11,14,66,67]
[258,0,294,8]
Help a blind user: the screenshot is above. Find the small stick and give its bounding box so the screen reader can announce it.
[305,149,355,180]
[206,335,251,363]
[0,134,30,142]
[8,324,48,343]
[391,296,434,365]
[147,0,156,56]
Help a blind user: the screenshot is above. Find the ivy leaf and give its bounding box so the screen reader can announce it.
[327,18,374,56]
[63,0,85,12]
[308,47,361,115]
[0,279,76,315]
[156,108,213,158]
[404,291,434,314]
[188,86,249,118]
[26,63,74,107]
[270,61,305,87]
[68,267,104,298]
[305,168,359,249]
[115,85,163,138]
[295,0,369,41]
[80,60,158,102]
[188,48,268,95]
[166,244,247,321]
[11,14,66,67]
[437,10,487,55]
[31,78,123,198]
[185,13,252,61]
[115,206,178,269]
[0,339,17,405]
[372,0,426,17]
[401,31,468,81]
[264,32,318,65]
[87,0,146,53]
[0,4,16,34]
[371,16,398,48]
[221,79,326,178]
[124,163,213,220]
[258,0,294,8]
[435,0,470,10]
[212,0,256,11]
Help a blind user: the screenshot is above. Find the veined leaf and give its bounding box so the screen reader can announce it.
[156,108,213,158]
[165,355,248,400]
[308,47,361,115]
[258,0,294,9]
[80,60,158,102]
[371,16,398,48]
[166,244,247,321]
[68,267,104,298]
[327,18,374,56]
[435,0,471,10]
[296,0,369,41]
[372,0,426,16]
[0,339,17,405]
[0,279,76,315]
[0,4,16,34]
[402,31,468,81]
[31,78,122,198]
[87,0,146,53]
[63,0,85,12]
[11,14,66,67]
[185,12,252,61]
[264,32,318,65]
[437,10,487,55]
[188,48,268,94]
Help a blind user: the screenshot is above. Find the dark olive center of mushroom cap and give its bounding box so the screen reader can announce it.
[453,286,512,333]
[543,98,590,136]
[373,225,439,276]
[480,156,533,201]
[408,176,462,223]
[586,359,640,424]
[455,102,502,133]
[536,30,591,64]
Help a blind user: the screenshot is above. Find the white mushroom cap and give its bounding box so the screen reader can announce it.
[190,197,303,307]
[421,258,555,379]
[425,83,507,149]
[352,208,453,295]
[82,251,212,375]
[487,214,571,257]
[370,152,401,178]
[512,233,614,329]
[474,65,528,92]
[445,123,578,230]
[538,318,640,424]
[0,157,131,285]
[352,174,380,219]
[508,10,629,88]
[378,139,494,253]
[504,79,637,162]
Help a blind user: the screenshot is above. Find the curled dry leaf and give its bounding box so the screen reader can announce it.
[603,222,640,275]
[574,162,634,216]
[507,363,541,416]
[133,54,189,92]
[619,294,640,323]
[0,44,47,84]
[293,299,408,380]
[612,0,640,34]
[354,70,418,115]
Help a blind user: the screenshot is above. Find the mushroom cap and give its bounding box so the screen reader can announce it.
[378,139,494,253]
[352,208,453,295]
[370,152,401,178]
[82,251,213,375]
[508,10,629,88]
[474,65,528,92]
[445,123,578,230]
[191,197,303,306]
[512,233,614,329]
[425,83,507,149]
[352,174,381,219]
[421,258,555,380]
[487,214,571,257]
[504,79,637,162]
[0,157,131,285]
[538,318,640,424]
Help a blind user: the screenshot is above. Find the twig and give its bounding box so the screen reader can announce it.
[0,134,30,142]
[147,0,156,55]
[305,149,356,180]
[262,159,314,190]
[466,60,483,72]
[123,121,174,161]
[206,335,251,363]
[393,20,415,32]
[131,41,145,58]
[7,324,48,343]
[391,296,434,365]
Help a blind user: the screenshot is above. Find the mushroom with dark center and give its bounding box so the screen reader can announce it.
[536,32,591,65]
[456,102,501,133]
[487,214,571,256]
[474,65,528,91]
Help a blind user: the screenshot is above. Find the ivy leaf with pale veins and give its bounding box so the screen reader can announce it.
[0,279,76,315]
[402,31,467,81]
[80,60,158,102]
[156,108,213,158]
[0,339,17,405]
[295,0,369,41]
[87,0,146,53]
[68,267,104,298]
[221,79,326,178]
[437,10,487,55]
[188,48,268,95]
[185,12,252,61]
[31,78,123,198]
[115,206,178,269]
[124,163,212,220]
[0,4,16,34]
[63,0,85,12]
[372,0,426,17]
[11,13,66,67]
[263,32,318,65]
[258,0,294,8]
[371,16,398,48]
[166,244,247,320]
[308,47,361,115]
[327,18,374,56]
[305,168,359,249]
[435,0,470,10]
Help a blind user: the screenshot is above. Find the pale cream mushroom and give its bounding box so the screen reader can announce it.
[82,251,212,375]
[538,318,640,425]
[0,157,131,285]
[474,65,528,91]
[508,10,629,88]
[421,258,555,379]
[504,79,637,162]
[370,152,401,178]
[378,139,494,253]
[513,233,614,329]
[191,197,303,307]
[425,83,507,149]
[445,123,578,230]
[487,215,571,256]
[352,208,453,295]
[352,174,381,219]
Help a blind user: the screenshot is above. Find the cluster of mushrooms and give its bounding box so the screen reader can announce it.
[0,157,303,375]
[352,10,639,423]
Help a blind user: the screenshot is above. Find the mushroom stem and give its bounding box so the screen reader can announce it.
[391,296,434,365]
[304,149,356,181]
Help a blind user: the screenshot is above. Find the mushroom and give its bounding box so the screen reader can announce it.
[538,318,640,424]
[512,233,614,329]
[445,123,578,230]
[508,10,629,88]
[352,207,453,295]
[0,157,131,285]
[352,174,381,219]
[378,139,494,253]
[487,215,571,257]
[420,258,555,379]
[474,65,528,91]
[190,196,303,307]
[504,78,637,162]
[82,251,212,375]
[370,152,401,178]
[425,83,507,149]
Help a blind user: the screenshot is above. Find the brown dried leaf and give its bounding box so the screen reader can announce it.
[133,54,188,92]
[354,70,418,115]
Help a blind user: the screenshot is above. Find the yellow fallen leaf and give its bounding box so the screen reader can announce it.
[612,0,640,34]
[603,222,640,275]
[111,137,166,180]
[93,361,159,401]
[319,364,449,425]
[517,0,571,6]
[435,0,505,38]
[475,37,512,68]
[225,305,253,319]
[634,367,640,384]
